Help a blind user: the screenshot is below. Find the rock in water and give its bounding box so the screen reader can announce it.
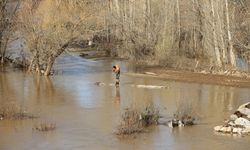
[233,111,247,118]
[245,103,250,109]
[238,108,250,116]
[214,125,222,132]
[242,128,250,134]
[235,117,250,128]
[238,102,250,109]
[230,114,238,121]
[214,102,250,135]
[220,127,227,133]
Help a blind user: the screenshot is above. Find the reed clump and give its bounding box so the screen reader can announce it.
[116,104,159,135]
[33,121,56,132]
[0,102,37,120]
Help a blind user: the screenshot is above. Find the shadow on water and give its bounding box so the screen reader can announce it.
[0,55,250,150]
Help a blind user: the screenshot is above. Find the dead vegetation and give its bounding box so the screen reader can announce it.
[16,0,107,76]
[0,102,56,131]
[0,102,37,120]
[116,104,159,135]
[157,104,197,128]
[107,0,250,73]
[168,114,196,128]
[168,104,198,128]
[33,121,56,132]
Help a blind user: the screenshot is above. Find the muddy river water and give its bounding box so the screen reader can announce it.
[0,54,250,150]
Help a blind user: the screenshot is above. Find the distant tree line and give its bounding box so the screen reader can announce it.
[106,0,250,71]
[1,0,250,75]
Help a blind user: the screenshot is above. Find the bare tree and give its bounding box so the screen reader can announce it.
[211,0,222,67]
[18,0,106,75]
[107,0,247,71]
[225,0,236,67]
[0,0,20,64]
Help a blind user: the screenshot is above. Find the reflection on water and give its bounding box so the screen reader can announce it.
[0,55,250,150]
[114,87,120,105]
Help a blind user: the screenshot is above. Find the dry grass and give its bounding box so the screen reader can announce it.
[116,104,159,135]
[173,103,198,126]
[33,121,56,132]
[0,102,37,120]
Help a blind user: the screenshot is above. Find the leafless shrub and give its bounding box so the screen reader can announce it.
[173,103,198,126]
[33,121,56,132]
[17,0,107,76]
[0,102,37,120]
[116,104,159,135]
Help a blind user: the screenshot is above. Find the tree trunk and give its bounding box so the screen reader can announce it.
[107,0,113,42]
[114,0,120,37]
[128,0,133,29]
[35,53,40,75]
[27,48,41,75]
[0,55,4,64]
[211,0,222,67]
[43,43,68,76]
[194,0,204,57]
[0,34,3,64]
[44,56,55,76]
[28,56,35,72]
[192,0,197,55]
[122,0,126,40]
[225,0,236,67]
[176,0,181,54]
[162,1,168,49]
[1,38,8,64]
[216,2,227,65]
[146,0,151,41]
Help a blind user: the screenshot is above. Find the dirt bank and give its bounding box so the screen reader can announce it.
[126,67,250,88]
[66,50,250,88]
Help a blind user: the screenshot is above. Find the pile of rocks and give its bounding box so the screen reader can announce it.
[214,102,250,135]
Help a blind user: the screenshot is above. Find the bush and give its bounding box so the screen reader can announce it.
[116,104,159,135]
[33,121,56,132]
[0,102,37,120]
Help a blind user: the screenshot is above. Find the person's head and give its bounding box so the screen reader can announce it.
[112,66,116,72]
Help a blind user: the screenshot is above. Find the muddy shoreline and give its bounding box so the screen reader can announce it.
[72,50,250,87]
[126,67,250,88]
[2,49,250,88]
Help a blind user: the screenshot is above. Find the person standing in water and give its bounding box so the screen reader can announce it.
[112,65,120,86]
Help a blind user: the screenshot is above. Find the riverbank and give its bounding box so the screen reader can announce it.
[126,67,250,88]
[3,47,250,88]
[70,49,250,87]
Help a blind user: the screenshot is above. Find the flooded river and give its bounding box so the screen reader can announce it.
[0,54,250,150]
